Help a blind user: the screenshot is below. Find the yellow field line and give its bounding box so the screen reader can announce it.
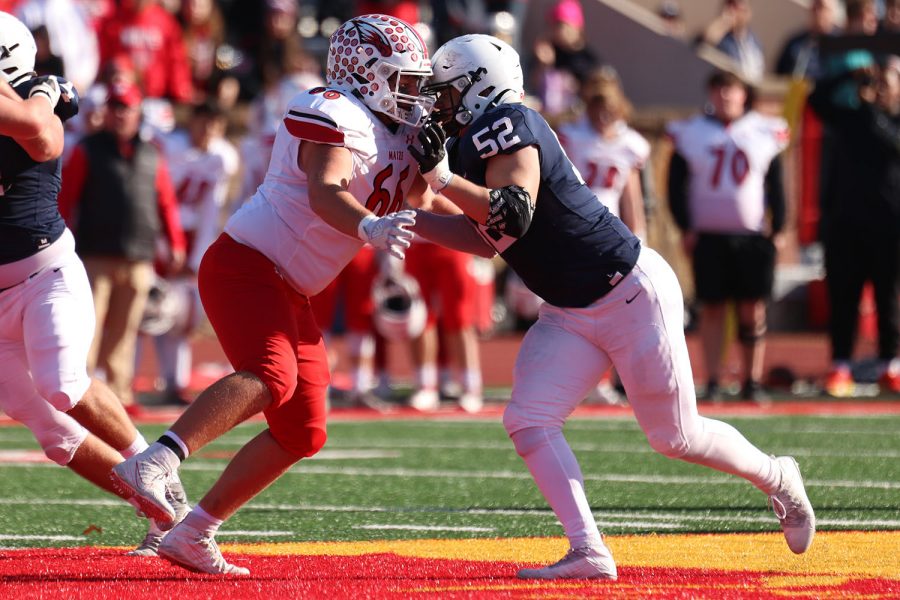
[219,531,900,579]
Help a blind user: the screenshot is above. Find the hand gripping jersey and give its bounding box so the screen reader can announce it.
[452,104,640,308]
[165,133,239,272]
[0,82,66,265]
[666,111,789,234]
[225,87,421,296]
[558,118,650,218]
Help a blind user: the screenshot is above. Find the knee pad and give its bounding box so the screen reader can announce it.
[503,401,563,436]
[645,429,690,459]
[270,424,328,458]
[35,376,89,412]
[508,426,560,459]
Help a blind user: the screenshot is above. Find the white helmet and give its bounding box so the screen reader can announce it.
[0,12,36,86]
[327,14,434,127]
[372,273,427,341]
[424,34,524,135]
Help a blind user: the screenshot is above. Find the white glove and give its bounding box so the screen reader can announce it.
[28,76,61,109]
[357,209,417,260]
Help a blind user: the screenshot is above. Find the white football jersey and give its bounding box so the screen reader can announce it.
[666,111,789,234]
[225,87,421,296]
[558,119,649,217]
[165,133,239,272]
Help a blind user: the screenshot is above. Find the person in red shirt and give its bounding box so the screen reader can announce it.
[96,0,192,103]
[59,80,186,414]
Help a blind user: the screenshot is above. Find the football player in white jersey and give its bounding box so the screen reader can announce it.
[110,14,439,575]
[148,101,238,404]
[558,71,649,240]
[407,34,813,580]
[0,11,189,553]
[667,70,788,403]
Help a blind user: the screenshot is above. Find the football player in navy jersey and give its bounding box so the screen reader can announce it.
[408,34,816,579]
[0,11,189,553]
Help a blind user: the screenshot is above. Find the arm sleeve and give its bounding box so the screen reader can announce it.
[155,158,186,253]
[667,150,691,232]
[764,154,786,234]
[57,144,87,225]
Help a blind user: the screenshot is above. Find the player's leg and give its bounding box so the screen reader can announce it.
[823,235,864,395]
[617,248,814,553]
[870,234,900,391]
[405,243,441,410]
[158,288,330,575]
[736,298,768,401]
[734,234,775,402]
[693,234,729,400]
[343,247,382,406]
[502,310,617,579]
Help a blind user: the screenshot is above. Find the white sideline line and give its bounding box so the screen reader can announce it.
[3,461,899,489]
[1,499,898,529]
[216,530,294,537]
[0,534,83,541]
[357,525,494,532]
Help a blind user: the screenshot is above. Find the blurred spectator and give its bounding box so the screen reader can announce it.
[29,24,63,76]
[15,0,100,91]
[356,1,418,24]
[699,0,765,82]
[667,71,788,403]
[807,57,900,396]
[58,81,186,413]
[881,0,900,31]
[657,0,686,38]
[405,242,484,413]
[97,0,193,103]
[775,0,841,80]
[559,70,649,241]
[144,100,237,405]
[179,0,231,106]
[530,0,601,119]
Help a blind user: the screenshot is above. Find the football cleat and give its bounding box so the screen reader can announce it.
[127,519,166,557]
[824,368,854,398]
[769,456,816,554]
[458,392,484,413]
[127,478,192,556]
[110,454,177,526]
[878,370,900,394]
[159,523,250,575]
[409,388,440,412]
[517,545,618,580]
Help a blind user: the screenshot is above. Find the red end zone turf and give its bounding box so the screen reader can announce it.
[2,537,898,600]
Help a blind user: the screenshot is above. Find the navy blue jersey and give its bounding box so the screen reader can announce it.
[450,104,640,308]
[0,81,65,264]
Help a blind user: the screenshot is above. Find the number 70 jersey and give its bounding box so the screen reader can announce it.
[225,87,421,296]
[666,111,789,233]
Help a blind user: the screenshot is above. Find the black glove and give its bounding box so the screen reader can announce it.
[407,119,447,174]
[407,119,454,191]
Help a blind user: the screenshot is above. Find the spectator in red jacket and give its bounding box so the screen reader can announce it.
[96,0,192,103]
[59,80,186,413]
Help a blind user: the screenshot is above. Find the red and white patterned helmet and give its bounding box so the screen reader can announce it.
[327,14,434,127]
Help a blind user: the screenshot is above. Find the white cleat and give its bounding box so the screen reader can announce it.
[409,388,440,412]
[517,545,618,580]
[159,523,250,575]
[127,478,192,556]
[110,454,177,527]
[769,456,816,554]
[458,393,484,413]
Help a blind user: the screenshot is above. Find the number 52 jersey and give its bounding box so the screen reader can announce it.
[225,87,421,297]
[666,111,789,234]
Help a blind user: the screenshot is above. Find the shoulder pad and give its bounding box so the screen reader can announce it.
[283,87,371,146]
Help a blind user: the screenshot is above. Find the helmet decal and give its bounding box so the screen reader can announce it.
[352,19,393,58]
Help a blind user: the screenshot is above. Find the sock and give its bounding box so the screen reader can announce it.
[145,441,182,474]
[157,431,189,462]
[416,364,437,390]
[464,368,482,396]
[183,503,224,537]
[120,433,148,458]
[510,427,604,549]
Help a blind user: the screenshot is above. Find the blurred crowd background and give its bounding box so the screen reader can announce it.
[3,0,897,410]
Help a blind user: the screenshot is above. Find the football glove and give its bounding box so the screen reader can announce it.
[407,119,454,192]
[358,210,417,260]
[21,75,80,122]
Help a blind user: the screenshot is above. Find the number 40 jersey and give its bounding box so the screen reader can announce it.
[666,111,789,234]
[225,87,421,297]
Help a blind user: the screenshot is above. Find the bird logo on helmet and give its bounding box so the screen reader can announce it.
[0,12,37,86]
[371,273,427,341]
[327,14,434,127]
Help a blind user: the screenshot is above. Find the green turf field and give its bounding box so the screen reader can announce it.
[1,414,898,549]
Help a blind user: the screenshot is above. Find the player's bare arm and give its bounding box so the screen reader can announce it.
[0,78,64,162]
[619,169,646,241]
[300,140,368,237]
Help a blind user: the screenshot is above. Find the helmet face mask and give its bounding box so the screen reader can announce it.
[327,15,434,127]
[0,12,37,86]
[425,34,524,135]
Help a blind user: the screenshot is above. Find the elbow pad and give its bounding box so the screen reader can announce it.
[486,185,535,239]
